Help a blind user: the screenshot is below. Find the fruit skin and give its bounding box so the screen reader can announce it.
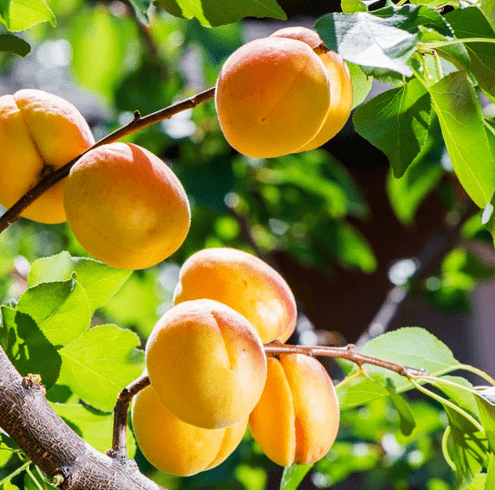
[270,26,353,152]
[249,353,340,466]
[0,89,95,223]
[173,247,297,344]
[63,142,190,270]
[132,384,247,476]
[146,298,267,429]
[215,36,330,158]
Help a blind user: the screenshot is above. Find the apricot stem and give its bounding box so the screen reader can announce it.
[111,373,150,458]
[263,343,428,377]
[0,87,215,234]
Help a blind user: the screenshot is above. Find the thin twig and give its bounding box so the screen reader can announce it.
[111,373,150,458]
[0,87,216,235]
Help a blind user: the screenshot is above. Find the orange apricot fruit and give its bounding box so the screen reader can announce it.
[132,384,247,476]
[63,142,190,270]
[145,299,267,429]
[249,353,340,466]
[173,247,297,344]
[0,89,95,223]
[215,36,330,158]
[269,26,353,152]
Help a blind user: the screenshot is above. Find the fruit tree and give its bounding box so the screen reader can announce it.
[0,1,495,490]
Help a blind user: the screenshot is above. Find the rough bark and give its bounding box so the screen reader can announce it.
[0,347,164,490]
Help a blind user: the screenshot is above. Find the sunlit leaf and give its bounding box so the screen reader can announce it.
[16,279,91,347]
[0,0,55,32]
[28,252,132,314]
[347,61,373,109]
[58,324,144,412]
[51,403,137,456]
[445,7,495,99]
[280,463,313,490]
[474,386,495,453]
[154,0,286,27]
[338,327,460,409]
[428,71,495,208]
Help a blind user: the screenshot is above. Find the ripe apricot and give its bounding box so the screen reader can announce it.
[215,36,330,158]
[146,299,267,429]
[270,26,353,152]
[0,89,94,223]
[132,385,247,476]
[173,248,297,344]
[63,142,190,270]
[249,353,339,466]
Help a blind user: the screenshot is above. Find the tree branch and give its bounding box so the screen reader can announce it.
[0,87,216,235]
[0,348,164,490]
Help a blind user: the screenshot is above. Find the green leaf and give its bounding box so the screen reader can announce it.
[0,0,55,32]
[1,306,61,390]
[337,373,391,411]
[58,324,144,412]
[428,71,495,208]
[487,453,495,490]
[154,0,286,27]
[384,378,416,436]
[386,116,444,224]
[0,33,30,56]
[338,327,460,410]
[341,0,367,14]
[70,6,136,101]
[16,279,91,347]
[347,61,373,109]
[280,463,314,490]
[473,386,495,453]
[28,252,132,314]
[315,12,418,76]
[353,79,431,178]
[445,7,495,99]
[51,403,137,456]
[128,0,152,24]
[444,405,488,489]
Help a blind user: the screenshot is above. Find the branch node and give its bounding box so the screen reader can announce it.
[133,110,141,120]
[345,344,356,352]
[51,473,64,487]
[22,374,42,389]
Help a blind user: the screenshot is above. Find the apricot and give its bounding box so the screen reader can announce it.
[215,36,330,158]
[173,248,297,344]
[63,142,190,270]
[270,26,353,152]
[145,299,267,429]
[132,384,247,476]
[0,89,95,223]
[249,353,339,466]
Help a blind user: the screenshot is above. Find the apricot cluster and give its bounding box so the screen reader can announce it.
[0,89,190,270]
[132,247,340,476]
[216,26,353,158]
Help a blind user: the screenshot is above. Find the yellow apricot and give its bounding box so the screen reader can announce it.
[215,36,330,158]
[0,89,95,223]
[146,299,267,429]
[270,26,353,152]
[63,142,190,270]
[249,354,340,466]
[132,385,247,476]
[173,247,297,344]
